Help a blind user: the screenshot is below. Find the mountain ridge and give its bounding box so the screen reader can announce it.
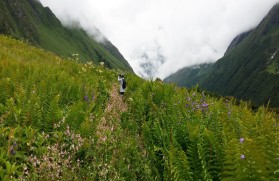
[164,3,279,107]
[0,0,133,71]
[164,63,214,87]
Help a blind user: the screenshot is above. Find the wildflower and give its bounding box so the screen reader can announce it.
[24,167,29,176]
[66,125,70,136]
[100,62,105,66]
[201,92,205,100]
[92,93,94,101]
[201,102,209,108]
[10,141,17,155]
[240,154,245,159]
[84,95,89,102]
[239,138,244,144]
[13,141,17,147]
[10,148,16,155]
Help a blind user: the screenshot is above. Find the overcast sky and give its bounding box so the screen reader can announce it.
[39,0,279,79]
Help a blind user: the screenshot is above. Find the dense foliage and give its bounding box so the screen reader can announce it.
[0,36,279,180]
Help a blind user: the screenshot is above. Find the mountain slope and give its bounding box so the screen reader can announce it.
[164,63,214,87]
[0,0,133,71]
[1,35,279,180]
[224,30,252,55]
[202,3,279,107]
[165,3,279,107]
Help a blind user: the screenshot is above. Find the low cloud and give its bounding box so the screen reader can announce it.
[39,0,279,78]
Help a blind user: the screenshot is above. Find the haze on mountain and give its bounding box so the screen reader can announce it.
[0,0,132,71]
[165,3,279,108]
[38,0,279,79]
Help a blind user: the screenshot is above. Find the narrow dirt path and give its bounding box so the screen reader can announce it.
[94,84,129,179]
[96,84,127,143]
[94,84,147,179]
[103,84,127,117]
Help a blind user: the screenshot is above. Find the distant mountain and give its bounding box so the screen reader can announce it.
[0,0,133,71]
[165,3,279,107]
[164,63,214,87]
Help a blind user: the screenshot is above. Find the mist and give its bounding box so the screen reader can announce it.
[39,0,279,79]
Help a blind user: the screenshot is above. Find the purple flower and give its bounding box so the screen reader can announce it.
[84,95,89,102]
[239,138,244,144]
[240,154,245,159]
[201,103,209,111]
[10,148,16,155]
[13,141,17,147]
[201,103,209,108]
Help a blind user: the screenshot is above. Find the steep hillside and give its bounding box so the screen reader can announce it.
[0,0,133,71]
[1,35,278,180]
[165,3,279,107]
[224,30,252,55]
[202,3,279,107]
[164,63,214,87]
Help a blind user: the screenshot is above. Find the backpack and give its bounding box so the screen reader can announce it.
[122,79,126,89]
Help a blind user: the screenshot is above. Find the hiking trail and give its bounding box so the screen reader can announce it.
[96,84,127,143]
[94,84,132,178]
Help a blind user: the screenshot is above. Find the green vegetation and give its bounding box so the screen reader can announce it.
[164,63,214,88]
[0,0,132,71]
[267,52,279,74]
[1,36,279,180]
[165,3,279,108]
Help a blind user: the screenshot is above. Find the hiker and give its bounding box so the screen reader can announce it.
[118,74,126,96]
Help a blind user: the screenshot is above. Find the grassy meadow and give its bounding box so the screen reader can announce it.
[0,35,278,180]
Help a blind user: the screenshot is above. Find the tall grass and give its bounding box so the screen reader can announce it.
[0,35,278,180]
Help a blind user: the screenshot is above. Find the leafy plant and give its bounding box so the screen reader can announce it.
[0,35,278,180]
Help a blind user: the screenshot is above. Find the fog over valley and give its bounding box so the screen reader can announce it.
[39,0,279,79]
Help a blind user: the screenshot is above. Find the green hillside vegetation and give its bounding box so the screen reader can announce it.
[164,4,279,108]
[1,35,279,180]
[0,0,132,71]
[201,3,279,108]
[164,63,214,88]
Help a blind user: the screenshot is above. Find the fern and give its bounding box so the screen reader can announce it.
[187,127,203,180]
[0,35,279,180]
[167,145,192,180]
